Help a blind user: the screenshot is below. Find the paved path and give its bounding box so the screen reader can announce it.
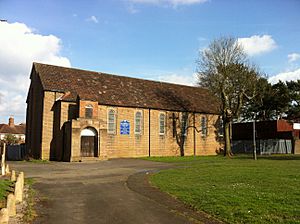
[9,159,219,224]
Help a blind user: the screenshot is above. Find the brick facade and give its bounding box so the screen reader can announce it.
[26,63,222,161]
[52,102,222,161]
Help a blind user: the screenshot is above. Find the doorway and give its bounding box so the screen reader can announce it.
[80,127,98,157]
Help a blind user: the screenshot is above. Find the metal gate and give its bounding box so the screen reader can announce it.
[80,136,95,157]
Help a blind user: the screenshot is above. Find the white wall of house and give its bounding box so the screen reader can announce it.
[0,133,25,141]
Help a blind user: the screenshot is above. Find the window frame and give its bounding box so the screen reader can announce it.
[134,111,143,135]
[201,116,208,137]
[218,116,224,137]
[180,112,189,136]
[85,104,93,119]
[107,109,116,134]
[159,113,166,135]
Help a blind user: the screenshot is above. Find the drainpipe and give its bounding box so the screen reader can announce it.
[148,109,151,157]
[193,113,196,156]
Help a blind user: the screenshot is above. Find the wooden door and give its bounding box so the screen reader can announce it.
[81,136,95,157]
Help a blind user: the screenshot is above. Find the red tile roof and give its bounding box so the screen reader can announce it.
[33,62,220,114]
[0,123,26,135]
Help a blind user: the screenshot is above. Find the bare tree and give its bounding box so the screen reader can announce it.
[171,112,216,156]
[197,37,260,157]
[156,88,218,156]
[171,112,190,156]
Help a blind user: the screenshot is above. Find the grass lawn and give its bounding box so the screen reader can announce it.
[145,155,300,223]
[0,179,14,208]
[23,159,49,163]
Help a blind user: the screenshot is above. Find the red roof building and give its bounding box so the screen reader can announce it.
[232,120,299,154]
[233,119,297,140]
[0,117,26,143]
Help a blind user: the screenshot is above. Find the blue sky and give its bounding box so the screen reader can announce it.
[0,0,300,123]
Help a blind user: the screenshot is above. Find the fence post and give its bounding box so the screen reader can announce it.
[1,143,6,176]
[10,170,16,182]
[6,193,16,217]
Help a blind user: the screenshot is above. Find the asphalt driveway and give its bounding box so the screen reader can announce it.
[9,159,220,224]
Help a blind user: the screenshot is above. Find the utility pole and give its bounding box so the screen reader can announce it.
[253,115,257,160]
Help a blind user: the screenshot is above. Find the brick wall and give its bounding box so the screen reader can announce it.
[79,100,98,119]
[30,93,222,161]
[41,91,57,159]
[26,70,45,159]
[51,101,77,160]
[78,105,222,159]
[194,114,221,155]
[98,106,149,158]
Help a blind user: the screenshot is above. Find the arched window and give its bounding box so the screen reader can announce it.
[85,105,93,119]
[135,111,142,135]
[218,116,224,137]
[107,109,116,134]
[181,112,188,136]
[80,127,96,137]
[201,116,207,137]
[159,113,166,135]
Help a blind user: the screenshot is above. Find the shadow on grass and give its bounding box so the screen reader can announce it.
[233,154,300,160]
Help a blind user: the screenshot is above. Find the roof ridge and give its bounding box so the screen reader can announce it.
[0,123,26,134]
[33,62,203,90]
[32,62,220,114]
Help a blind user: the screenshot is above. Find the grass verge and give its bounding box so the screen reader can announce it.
[0,179,14,208]
[23,178,37,223]
[24,159,49,164]
[145,155,300,223]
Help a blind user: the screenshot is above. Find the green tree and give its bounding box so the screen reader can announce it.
[286,80,300,121]
[241,77,272,121]
[241,80,291,121]
[197,37,260,157]
[272,81,291,119]
[3,134,19,145]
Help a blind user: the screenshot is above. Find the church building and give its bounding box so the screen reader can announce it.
[26,63,222,161]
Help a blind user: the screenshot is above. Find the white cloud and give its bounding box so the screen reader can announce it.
[127,4,140,14]
[288,53,300,63]
[158,73,197,86]
[268,68,300,84]
[86,16,99,23]
[238,35,277,56]
[197,37,206,42]
[127,0,208,7]
[0,21,71,123]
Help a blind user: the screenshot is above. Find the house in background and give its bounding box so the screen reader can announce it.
[26,62,222,162]
[232,119,300,154]
[0,116,26,144]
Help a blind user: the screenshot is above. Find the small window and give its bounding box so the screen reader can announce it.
[135,111,142,135]
[85,105,93,119]
[218,117,224,137]
[107,109,116,134]
[159,113,166,135]
[201,116,207,137]
[181,113,188,136]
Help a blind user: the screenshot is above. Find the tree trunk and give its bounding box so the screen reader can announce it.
[180,144,185,156]
[224,120,232,157]
[180,135,185,156]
